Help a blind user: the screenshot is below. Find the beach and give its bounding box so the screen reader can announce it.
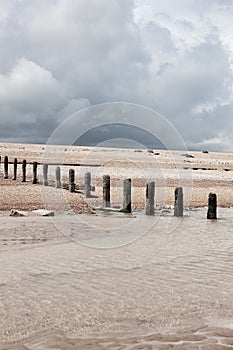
[1,143,233,349]
[0,142,233,210]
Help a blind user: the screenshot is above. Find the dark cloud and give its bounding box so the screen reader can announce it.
[75,123,165,149]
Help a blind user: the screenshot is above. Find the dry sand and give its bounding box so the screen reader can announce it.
[1,143,233,349]
[0,142,233,210]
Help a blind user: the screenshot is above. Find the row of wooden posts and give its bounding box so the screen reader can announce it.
[1,156,37,184]
[1,156,66,190]
[1,156,217,219]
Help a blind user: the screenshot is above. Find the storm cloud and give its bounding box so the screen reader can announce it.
[0,0,233,151]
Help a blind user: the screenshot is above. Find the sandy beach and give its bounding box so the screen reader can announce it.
[0,142,233,210]
[1,143,233,349]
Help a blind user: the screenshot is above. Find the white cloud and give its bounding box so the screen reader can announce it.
[190,133,233,153]
[134,0,233,151]
[0,5,8,27]
[0,58,62,121]
[58,98,90,123]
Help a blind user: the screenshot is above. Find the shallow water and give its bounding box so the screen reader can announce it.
[1,208,233,348]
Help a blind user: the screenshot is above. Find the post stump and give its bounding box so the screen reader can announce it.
[207,193,217,219]
[4,156,8,179]
[103,175,110,208]
[55,166,61,188]
[69,169,75,193]
[32,162,38,184]
[43,164,48,186]
[146,181,155,215]
[123,178,131,213]
[22,160,26,182]
[85,172,91,198]
[174,187,183,217]
[13,158,17,180]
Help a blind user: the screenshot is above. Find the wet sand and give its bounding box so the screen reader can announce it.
[1,209,233,348]
[3,326,233,349]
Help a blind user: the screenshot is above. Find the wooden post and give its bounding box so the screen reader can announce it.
[13,158,17,180]
[55,166,61,188]
[69,169,75,192]
[146,181,155,215]
[123,178,131,213]
[43,164,48,186]
[207,193,217,219]
[103,175,110,208]
[32,162,38,184]
[4,156,8,179]
[22,160,26,182]
[174,187,183,217]
[84,172,91,198]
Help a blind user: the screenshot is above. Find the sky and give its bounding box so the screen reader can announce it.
[0,0,233,151]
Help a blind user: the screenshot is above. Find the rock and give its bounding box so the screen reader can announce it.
[32,209,55,217]
[10,209,28,217]
[94,207,121,212]
[182,153,195,158]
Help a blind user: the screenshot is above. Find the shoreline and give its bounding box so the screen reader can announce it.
[1,209,233,348]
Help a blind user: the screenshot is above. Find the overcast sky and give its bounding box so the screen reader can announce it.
[0,0,233,151]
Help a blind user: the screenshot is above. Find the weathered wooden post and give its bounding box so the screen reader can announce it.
[55,166,61,188]
[207,193,217,219]
[174,187,183,217]
[84,172,91,198]
[32,161,38,184]
[4,156,8,179]
[22,160,26,182]
[103,175,110,208]
[69,169,75,192]
[13,158,17,180]
[43,164,48,186]
[123,178,131,213]
[146,181,155,215]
